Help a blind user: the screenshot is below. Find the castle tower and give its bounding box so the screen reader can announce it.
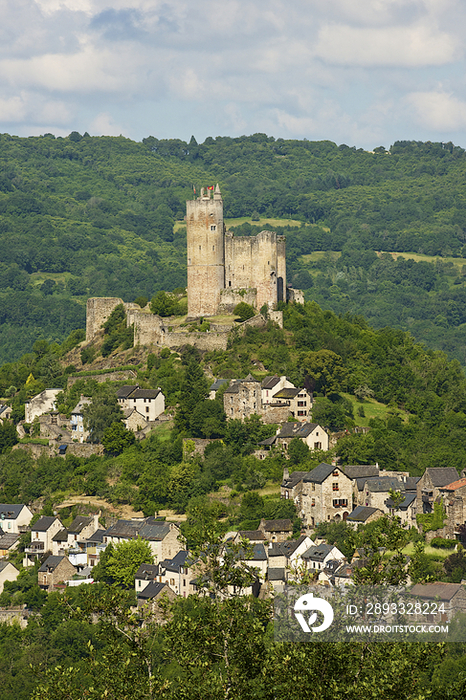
[187,184,225,317]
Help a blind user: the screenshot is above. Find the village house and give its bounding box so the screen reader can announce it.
[0,404,12,424]
[0,504,33,534]
[116,385,165,423]
[261,375,295,405]
[209,378,229,400]
[25,389,61,424]
[70,396,91,443]
[24,516,63,564]
[136,581,177,621]
[437,477,466,539]
[224,374,312,425]
[159,551,195,597]
[300,543,346,575]
[258,518,293,543]
[410,582,466,622]
[51,528,69,556]
[67,514,101,549]
[346,505,385,529]
[38,555,76,590]
[357,476,406,510]
[386,492,417,527]
[224,375,261,421]
[282,464,353,528]
[0,532,20,558]
[135,563,160,594]
[260,422,329,454]
[103,518,181,563]
[417,467,459,514]
[0,561,19,594]
[270,387,313,421]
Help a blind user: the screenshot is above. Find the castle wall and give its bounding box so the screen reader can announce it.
[187,189,225,317]
[86,297,124,342]
[218,288,257,313]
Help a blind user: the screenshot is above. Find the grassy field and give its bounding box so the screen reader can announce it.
[402,542,456,559]
[341,392,407,428]
[300,250,466,272]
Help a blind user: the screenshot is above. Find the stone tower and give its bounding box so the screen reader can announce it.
[187,185,225,317]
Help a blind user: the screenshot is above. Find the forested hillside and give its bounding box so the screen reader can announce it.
[2,132,466,363]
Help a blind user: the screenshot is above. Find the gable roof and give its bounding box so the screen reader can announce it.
[68,516,94,534]
[261,376,281,390]
[282,471,308,489]
[71,397,91,414]
[104,519,142,538]
[0,533,20,549]
[304,463,346,484]
[343,465,379,480]
[277,422,320,439]
[209,378,229,392]
[261,519,292,532]
[135,563,160,580]
[128,388,161,400]
[440,477,466,492]
[138,520,171,541]
[410,582,464,601]
[0,504,27,520]
[302,544,336,561]
[273,387,301,399]
[385,492,416,510]
[116,385,139,399]
[237,530,266,541]
[161,550,190,572]
[137,581,171,600]
[39,555,68,572]
[33,516,60,532]
[268,567,286,581]
[364,476,405,493]
[52,528,68,542]
[425,468,459,488]
[347,506,383,522]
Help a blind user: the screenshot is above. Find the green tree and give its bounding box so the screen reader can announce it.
[102,421,136,455]
[83,385,123,443]
[301,349,346,395]
[95,539,154,589]
[233,302,256,322]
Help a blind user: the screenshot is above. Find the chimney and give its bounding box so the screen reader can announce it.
[283,466,290,482]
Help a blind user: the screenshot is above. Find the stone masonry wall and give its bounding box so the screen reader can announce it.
[86,297,124,342]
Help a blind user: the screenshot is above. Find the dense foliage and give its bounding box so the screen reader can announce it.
[2,133,466,363]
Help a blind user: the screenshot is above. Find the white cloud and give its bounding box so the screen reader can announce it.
[407,90,466,130]
[89,111,126,135]
[314,23,459,67]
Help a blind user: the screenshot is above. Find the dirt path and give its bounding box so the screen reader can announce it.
[55,495,186,522]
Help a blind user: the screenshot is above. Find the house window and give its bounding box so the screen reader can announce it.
[332,483,339,491]
[311,498,315,506]
[229,281,231,287]
[298,410,306,416]
[314,442,321,450]
[298,401,306,407]
[170,578,175,586]
[212,245,215,251]
[146,407,149,413]
[211,225,216,231]
[332,471,339,477]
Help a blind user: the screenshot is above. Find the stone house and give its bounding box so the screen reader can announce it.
[358,476,406,510]
[270,387,313,421]
[122,408,148,433]
[386,492,417,527]
[135,563,160,595]
[262,422,329,453]
[103,518,181,563]
[282,464,353,528]
[224,375,261,420]
[346,506,384,529]
[116,386,165,423]
[0,504,33,534]
[261,375,295,405]
[209,378,229,400]
[0,404,12,425]
[25,389,61,424]
[258,518,293,543]
[38,555,76,590]
[137,581,177,621]
[0,561,19,594]
[438,477,466,538]
[410,582,466,622]
[159,551,195,597]
[70,396,91,443]
[300,543,345,574]
[417,467,459,514]
[67,514,101,549]
[24,516,63,563]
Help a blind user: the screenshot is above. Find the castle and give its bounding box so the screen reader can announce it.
[85,188,302,351]
[187,185,287,317]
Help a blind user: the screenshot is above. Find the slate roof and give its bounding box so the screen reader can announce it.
[0,504,27,520]
[237,530,266,541]
[129,388,161,400]
[138,520,171,541]
[135,563,160,580]
[104,518,172,541]
[268,568,286,581]
[302,544,335,562]
[104,519,142,538]
[52,529,68,542]
[258,435,277,446]
[304,463,345,484]
[243,374,259,383]
[425,468,460,488]
[410,582,464,601]
[405,476,420,491]
[116,385,139,399]
[161,550,190,572]
[0,533,20,549]
[440,477,466,491]
[224,381,240,394]
[240,543,268,561]
[385,492,416,510]
[261,519,292,532]
[347,506,382,522]
[39,555,67,572]
[86,529,106,543]
[137,581,171,600]
[276,535,309,557]
[71,397,91,414]
[277,422,320,439]
[261,376,281,390]
[209,378,229,392]
[273,388,301,399]
[364,476,405,493]
[282,471,308,489]
[68,516,94,534]
[33,516,59,532]
[343,465,379,480]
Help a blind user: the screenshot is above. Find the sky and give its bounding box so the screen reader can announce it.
[1,0,466,149]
